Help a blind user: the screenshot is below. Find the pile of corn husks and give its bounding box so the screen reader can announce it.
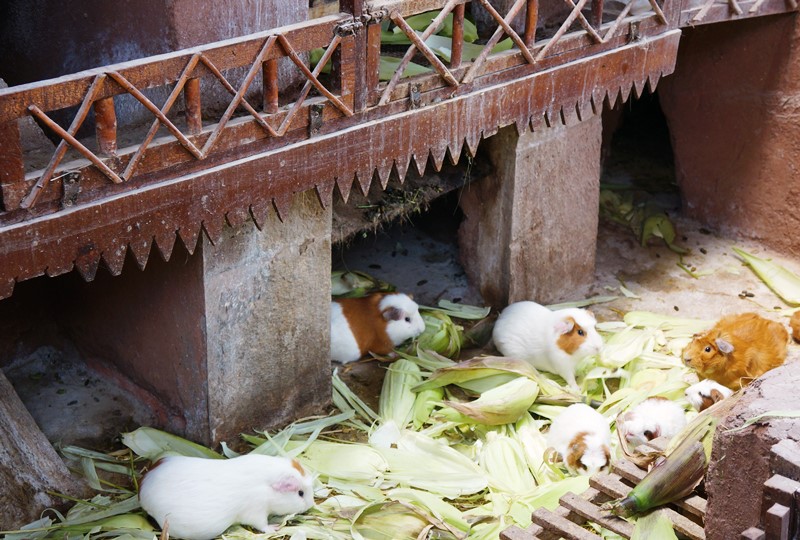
[5,247,799,540]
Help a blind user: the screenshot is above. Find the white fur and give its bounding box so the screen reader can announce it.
[330,301,362,363]
[547,403,611,476]
[380,293,426,346]
[685,379,734,412]
[139,454,314,540]
[492,301,603,390]
[619,398,687,447]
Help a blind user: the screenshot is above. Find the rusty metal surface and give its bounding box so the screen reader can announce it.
[0,0,794,299]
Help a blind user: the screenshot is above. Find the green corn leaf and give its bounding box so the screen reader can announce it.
[443,377,539,425]
[631,510,678,540]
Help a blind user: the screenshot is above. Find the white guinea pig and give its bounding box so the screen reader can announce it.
[139,454,314,540]
[331,292,426,363]
[492,301,603,390]
[547,403,611,476]
[684,379,733,412]
[617,397,687,448]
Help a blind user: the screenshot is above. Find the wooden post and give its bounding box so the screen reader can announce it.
[184,77,203,135]
[94,96,118,156]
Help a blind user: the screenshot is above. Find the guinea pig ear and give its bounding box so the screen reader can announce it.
[709,388,726,402]
[554,318,574,335]
[382,306,403,322]
[715,338,734,355]
[272,475,302,493]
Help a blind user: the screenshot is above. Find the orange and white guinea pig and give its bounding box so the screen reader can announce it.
[682,312,789,390]
[547,403,611,476]
[790,311,800,343]
[330,292,425,363]
[684,379,733,412]
[492,301,603,390]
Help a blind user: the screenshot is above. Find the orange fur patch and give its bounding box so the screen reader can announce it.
[557,317,588,355]
[566,432,589,471]
[791,311,800,343]
[291,459,306,476]
[336,293,394,357]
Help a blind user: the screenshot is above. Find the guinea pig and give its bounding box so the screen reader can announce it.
[790,311,800,343]
[617,397,686,448]
[139,454,314,540]
[492,301,603,390]
[330,292,426,363]
[684,379,733,412]
[681,312,789,390]
[546,403,611,476]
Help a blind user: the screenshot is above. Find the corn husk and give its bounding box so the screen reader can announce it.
[513,413,562,485]
[417,311,465,358]
[388,488,470,533]
[443,377,539,426]
[479,431,536,495]
[331,270,395,298]
[733,246,800,306]
[377,431,488,498]
[350,500,456,540]
[379,359,422,428]
[121,426,223,460]
[622,311,713,339]
[296,440,387,484]
[631,510,678,540]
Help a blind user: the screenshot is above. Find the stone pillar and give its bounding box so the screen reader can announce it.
[459,115,602,309]
[63,190,332,446]
[658,16,800,257]
[203,191,332,444]
[704,361,800,539]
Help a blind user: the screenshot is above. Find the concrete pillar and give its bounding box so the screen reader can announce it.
[458,115,602,309]
[203,191,332,444]
[62,190,332,446]
[658,16,800,257]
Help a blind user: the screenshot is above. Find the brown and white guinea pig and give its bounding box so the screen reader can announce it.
[684,379,734,412]
[546,403,611,476]
[617,397,687,448]
[681,312,789,390]
[139,454,314,540]
[790,311,800,343]
[330,292,426,363]
[492,301,603,390]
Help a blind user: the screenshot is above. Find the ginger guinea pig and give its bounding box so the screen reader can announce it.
[617,397,686,447]
[547,403,611,476]
[682,312,789,390]
[684,379,733,412]
[139,454,314,540]
[331,292,425,363]
[790,311,800,343]
[492,301,603,390]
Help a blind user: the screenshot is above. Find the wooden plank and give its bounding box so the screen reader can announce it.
[0,15,344,123]
[531,508,603,540]
[0,30,682,299]
[612,457,706,519]
[500,525,541,540]
[679,0,797,25]
[763,474,800,510]
[560,492,635,538]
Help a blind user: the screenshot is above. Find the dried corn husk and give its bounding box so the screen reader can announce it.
[296,440,387,484]
[733,246,800,306]
[479,431,536,495]
[417,311,464,358]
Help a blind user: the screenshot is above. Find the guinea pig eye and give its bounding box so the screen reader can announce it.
[404,316,411,323]
[577,329,585,336]
[704,346,712,353]
[298,490,304,497]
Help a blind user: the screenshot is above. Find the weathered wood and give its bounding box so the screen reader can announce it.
[94,96,118,156]
[0,15,344,124]
[560,492,634,538]
[531,508,602,540]
[612,458,707,519]
[771,439,800,482]
[0,120,25,211]
[0,369,88,529]
[0,31,681,298]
